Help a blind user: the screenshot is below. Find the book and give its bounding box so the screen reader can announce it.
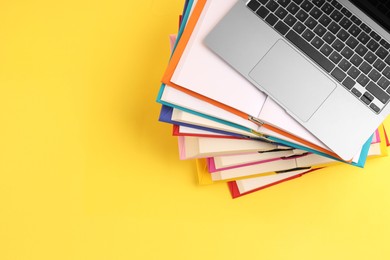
[157,0,390,198]
[159,105,246,138]
[195,125,387,183]
[195,156,313,185]
[178,135,290,160]
[228,168,321,199]
[173,124,238,139]
[208,151,308,172]
[160,0,369,161]
[208,127,385,171]
[168,106,373,166]
[228,126,389,198]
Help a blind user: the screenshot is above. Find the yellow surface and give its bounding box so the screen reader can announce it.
[1,1,390,259]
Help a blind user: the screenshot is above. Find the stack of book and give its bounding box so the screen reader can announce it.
[157,0,389,198]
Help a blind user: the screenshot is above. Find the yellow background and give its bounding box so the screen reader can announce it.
[1,1,390,259]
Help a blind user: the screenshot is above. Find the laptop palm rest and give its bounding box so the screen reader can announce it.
[249,40,336,122]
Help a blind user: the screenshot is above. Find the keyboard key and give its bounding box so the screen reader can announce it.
[363,92,374,102]
[340,7,352,17]
[293,0,304,4]
[376,47,389,60]
[247,0,261,11]
[346,37,359,49]
[311,36,324,49]
[368,69,381,82]
[321,2,334,15]
[366,81,390,104]
[331,67,347,82]
[339,17,352,30]
[329,51,342,64]
[265,13,278,26]
[351,15,362,26]
[293,21,306,34]
[373,59,386,72]
[314,24,326,37]
[256,6,270,18]
[277,0,289,7]
[348,24,361,37]
[341,46,353,59]
[351,86,361,96]
[266,0,279,12]
[356,44,368,56]
[350,54,363,67]
[275,7,288,19]
[302,29,315,41]
[274,20,290,35]
[284,14,297,26]
[360,61,372,74]
[337,29,350,42]
[357,32,370,44]
[330,10,343,22]
[286,30,335,73]
[319,14,331,27]
[312,0,325,7]
[383,67,390,79]
[364,51,377,64]
[328,22,341,34]
[332,39,345,52]
[310,7,322,19]
[323,32,336,44]
[320,44,333,57]
[296,10,308,22]
[347,80,359,92]
[360,23,371,34]
[357,74,370,86]
[370,103,380,113]
[370,31,381,42]
[385,55,390,65]
[339,59,351,71]
[287,2,299,14]
[347,66,360,79]
[360,95,371,105]
[380,39,390,49]
[304,17,317,30]
[367,39,380,52]
[331,0,342,10]
[301,0,314,12]
[378,77,390,90]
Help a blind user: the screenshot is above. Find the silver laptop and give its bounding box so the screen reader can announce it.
[205,0,390,160]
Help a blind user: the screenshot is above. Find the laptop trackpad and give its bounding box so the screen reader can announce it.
[249,40,336,122]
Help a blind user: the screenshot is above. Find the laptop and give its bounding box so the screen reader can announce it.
[204,0,390,160]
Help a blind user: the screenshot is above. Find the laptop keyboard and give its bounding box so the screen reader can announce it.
[246,0,390,114]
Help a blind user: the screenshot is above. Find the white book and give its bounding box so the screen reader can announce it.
[210,142,383,181]
[177,125,228,137]
[171,107,258,137]
[178,135,288,159]
[234,169,311,195]
[212,150,307,170]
